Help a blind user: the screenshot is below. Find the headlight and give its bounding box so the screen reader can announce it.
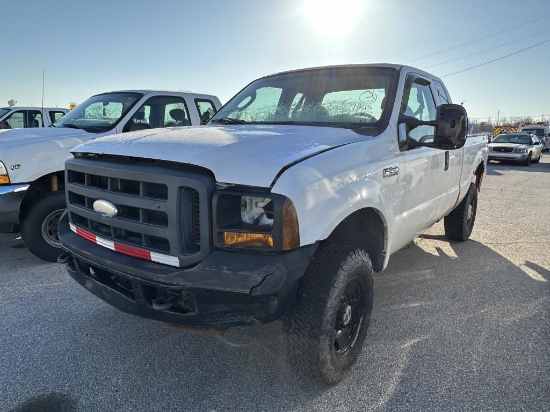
[513,148,527,153]
[0,161,10,184]
[214,192,300,251]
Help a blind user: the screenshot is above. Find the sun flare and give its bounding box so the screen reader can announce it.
[303,0,365,37]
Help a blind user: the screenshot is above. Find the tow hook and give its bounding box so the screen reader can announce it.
[57,252,73,264]
[152,295,176,311]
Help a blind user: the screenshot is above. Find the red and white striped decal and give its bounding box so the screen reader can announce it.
[69,223,180,267]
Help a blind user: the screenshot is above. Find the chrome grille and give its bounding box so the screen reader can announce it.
[493,147,514,153]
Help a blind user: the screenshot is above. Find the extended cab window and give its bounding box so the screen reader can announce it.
[401,76,437,147]
[49,111,66,123]
[27,110,43,127]
[195,99,217,124]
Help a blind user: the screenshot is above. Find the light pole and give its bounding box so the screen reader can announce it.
[497,110,500,125]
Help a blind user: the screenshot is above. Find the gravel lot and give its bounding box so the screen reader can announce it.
[1,158,549,412]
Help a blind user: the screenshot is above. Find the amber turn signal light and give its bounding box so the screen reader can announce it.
[282,198,300,251]
[223,232,274,248]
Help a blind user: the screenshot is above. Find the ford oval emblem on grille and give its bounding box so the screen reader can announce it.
[93,200,119,218]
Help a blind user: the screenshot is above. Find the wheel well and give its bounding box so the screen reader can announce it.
[20,171,65,219]
[325,208,386,272]
[474,161,485,191]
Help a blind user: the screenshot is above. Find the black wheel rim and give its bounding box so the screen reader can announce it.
[334,278,365,357]
[41,209,64,248]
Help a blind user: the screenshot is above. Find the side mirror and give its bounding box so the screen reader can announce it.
[398,103,467,150]
[433,104,467,150]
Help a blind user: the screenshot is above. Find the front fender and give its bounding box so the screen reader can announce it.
[296,178,392,246]
[271,130,399,269]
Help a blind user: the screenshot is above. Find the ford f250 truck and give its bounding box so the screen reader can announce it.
[0,90,221,261]
[58,64,488,384]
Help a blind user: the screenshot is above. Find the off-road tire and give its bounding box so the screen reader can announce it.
[283,243,374,385]
[444,183,477,241]
[21,192,66,262]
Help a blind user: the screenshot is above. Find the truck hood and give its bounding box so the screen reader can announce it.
[0,126,91,148]
[72,125,371,187]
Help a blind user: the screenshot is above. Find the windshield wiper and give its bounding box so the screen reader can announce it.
[62,123,81,129]
[210,117,247,124]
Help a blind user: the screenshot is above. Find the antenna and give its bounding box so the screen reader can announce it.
[41,70,45,111]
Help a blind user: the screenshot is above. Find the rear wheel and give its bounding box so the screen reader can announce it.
[444,183,477,241]
[283,243,374,384]
[21,192,66,262]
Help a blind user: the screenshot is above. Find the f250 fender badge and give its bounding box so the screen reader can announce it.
[93,200,119,218]
[383,166,399,178]
[10,164,20,170]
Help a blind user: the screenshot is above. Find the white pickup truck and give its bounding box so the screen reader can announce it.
[0,90,221,261]
[0,106,69,130]
[58,64,488,384]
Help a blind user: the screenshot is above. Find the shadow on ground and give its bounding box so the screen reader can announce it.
[2,235,549,411]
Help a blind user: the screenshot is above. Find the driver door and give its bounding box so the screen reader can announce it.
[393,75,445,245]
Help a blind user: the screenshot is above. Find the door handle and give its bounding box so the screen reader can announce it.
[444,151,449,171]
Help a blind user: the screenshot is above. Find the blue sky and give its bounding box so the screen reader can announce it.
[1,0,549,121]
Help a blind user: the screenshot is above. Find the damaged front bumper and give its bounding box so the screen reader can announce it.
[58,213,317,327]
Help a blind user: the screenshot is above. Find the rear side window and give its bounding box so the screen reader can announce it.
[49,111,66,123]
[195,99,217,124]
[27,110,43,127]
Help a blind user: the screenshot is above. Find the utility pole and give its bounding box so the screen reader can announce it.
[497,110,500,125]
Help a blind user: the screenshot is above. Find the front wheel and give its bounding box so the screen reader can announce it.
[283,243,374,385]
[522,153,532,166]
[21,192,66,262]
[444,183,477,241]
